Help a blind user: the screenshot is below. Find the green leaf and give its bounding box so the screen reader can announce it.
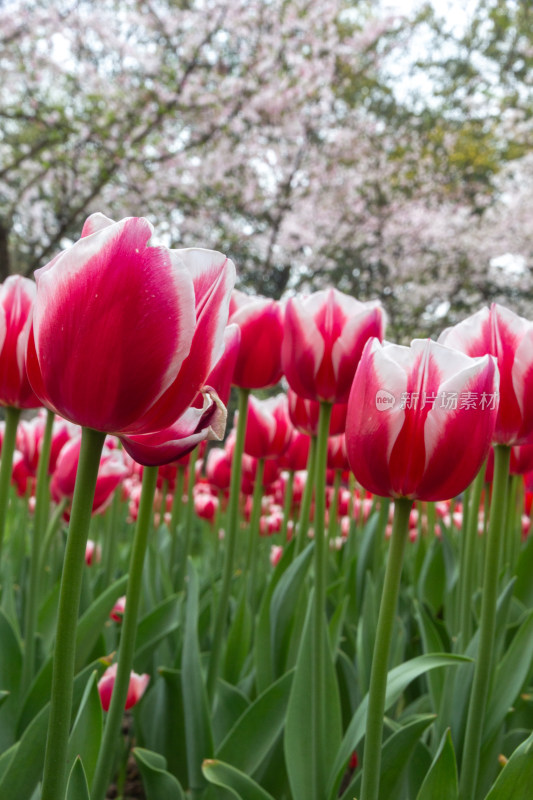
[285,595,342,800]
[181,560,213,794]
[0,661,102,800]
[484,609,533,741]
[217,669,293,775]
[340,715,436,800]
[0,608,23,751]
[212,679,249,748]
[484,729,533,800]
[327,653,471,800]
[66,671,103,788]
[253,538,300,693]
[134,594,181,673]
[418,536,446,615]
[416,728,458,800]
[139,667,187,787]
[75,574,129,670]
[133,747,185,800]
[202,759,276,800]
[270,542,314,678]
[414,601,449,711]
[65,756,90,800]
[223,591,252,684]
[355,513,381,614]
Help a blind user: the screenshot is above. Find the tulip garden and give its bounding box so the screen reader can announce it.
[1,213,533,800]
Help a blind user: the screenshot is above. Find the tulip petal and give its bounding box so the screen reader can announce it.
[128,249,235,434]
[30,218,196,432]
[120,387,227,466]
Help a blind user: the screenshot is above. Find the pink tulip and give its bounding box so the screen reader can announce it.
[278,429,311,471]
[51,435,129,515]
[85,539,102,566]
[27,213,235,436]
[120,387,227,467]
[0,275,41,409]
[439,304,533,445]
[282,289,385,403]
[205,446,233,491]
[194,489,219,522]
[242,394,292,460]
[346,338,499,501]
[97,663,149,711]
[110,596,126,622]
[229,290,284,389]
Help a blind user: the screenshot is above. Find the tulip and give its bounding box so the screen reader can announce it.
[439,303,533,446]
[27,213,235,436]
[51,435,129,516]
[0,275,41,409]
[346,338,499,501]
[30,213,235,800]
[85,539,102,566]
[110,596,126,622]
[282,288,385,404]
[242,393,292,460]
[97,663,149,712]
[346,338,498,800]
[229,290,284,389]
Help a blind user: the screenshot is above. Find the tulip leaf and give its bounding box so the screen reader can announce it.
[66,670,103,789]
[0,742,18,784]
[65,756,90,800]
[138,667,187,787]
[222,590,252,685]
[75,574,129,670]
[0,608,23,750]
[415,728,458,800]
[0,661,102,800]
[133,747,185,800]
[202,759,276,800]
[340,715,436,800]
[212,679,250,748]
[484,729,533,800]
[270,541,314,678]
[285,594,342,800]
[327,653,471,800]
[254,538,299,693]
[484,608,533,742]
[181,559,213,794]
[216,669,293,775]
[0,691,9,709]
[133,593,181,673]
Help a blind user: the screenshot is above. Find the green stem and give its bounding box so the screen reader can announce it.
[246,456,265,608]
[103,488,122,587]
[169,465,186,572]
[295,435,317,557]
[457,466,485,647]
[175,446,199,592]
[41,427,106,800]
[22,408,54,692]
[206,387,249,702]
[91,464,158,800]
[360,496,413,800]
[311,401,332,800]
[327,469,341,544]
[459,444,511,800]
[0,406,21,561]
[280,469,295,545]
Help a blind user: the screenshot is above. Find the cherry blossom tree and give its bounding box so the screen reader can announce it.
[1,0,532,338]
